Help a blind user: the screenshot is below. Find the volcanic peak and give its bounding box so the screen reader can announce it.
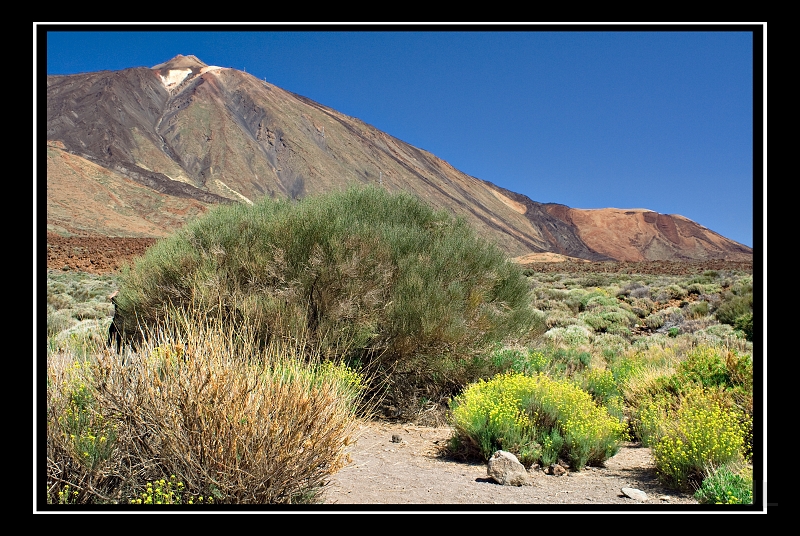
[151,54,208,71]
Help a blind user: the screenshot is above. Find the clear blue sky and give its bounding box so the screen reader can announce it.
[40,24,761,248]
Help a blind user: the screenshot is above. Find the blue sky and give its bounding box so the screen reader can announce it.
[41,24,762,248]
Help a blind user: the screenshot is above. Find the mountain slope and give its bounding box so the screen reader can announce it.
[45,55,752,262]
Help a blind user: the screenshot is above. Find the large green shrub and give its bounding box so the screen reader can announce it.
[112,186,537,395]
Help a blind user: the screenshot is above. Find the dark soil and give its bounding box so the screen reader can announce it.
[520,259,753,275]
[46,232,157,274]
[45,233,752,277]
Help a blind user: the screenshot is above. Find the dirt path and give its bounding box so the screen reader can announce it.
[323,420,700,510]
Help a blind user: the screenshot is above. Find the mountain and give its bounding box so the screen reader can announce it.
[45,55,752,263]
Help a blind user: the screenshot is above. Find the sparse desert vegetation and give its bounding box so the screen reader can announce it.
[44,187,756,506]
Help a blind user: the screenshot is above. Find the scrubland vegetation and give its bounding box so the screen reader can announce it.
[44,186,756,506]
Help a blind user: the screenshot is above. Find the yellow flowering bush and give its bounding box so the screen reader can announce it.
[533,376,630,469]
[651,387,746,490]
[449,373,537,464]
[632,393,673,447]
[449,372,629,469]
[53,360,117,471]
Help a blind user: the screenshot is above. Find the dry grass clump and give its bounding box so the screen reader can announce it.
[46,308,368,505]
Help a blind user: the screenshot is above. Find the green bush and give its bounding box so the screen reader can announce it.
[665,284,688,300]
[112,186,538,397]
[674,345,731,389]
[687,283,722,296]
[543,325,591,347]
[578,289,617,311]
[591,333,630,361]
[530,344,593,378]
[489,346,549,375]
[631,297,654,316]
[579,309,635,335]
[694,464,753,505]
[714,280,753,333]
[733,312,754,342]
[694,324,749,348]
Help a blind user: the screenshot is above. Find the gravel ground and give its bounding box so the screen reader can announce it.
[322,420,702,511]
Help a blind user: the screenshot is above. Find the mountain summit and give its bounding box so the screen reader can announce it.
[45,56,752,262]
[151,54,208,71]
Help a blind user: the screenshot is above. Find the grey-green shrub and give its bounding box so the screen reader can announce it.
[579,309,636,335]
[46,271,117,340]
[687,301,710,319]
[665,284,688,300]
[112,186,538,395]
[631,297,654,316]
[714,279,753,342]
[544,325,592,347]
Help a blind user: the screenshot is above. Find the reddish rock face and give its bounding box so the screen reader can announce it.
[543,207,752,263]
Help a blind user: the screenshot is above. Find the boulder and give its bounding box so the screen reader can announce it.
[487,450,532,486]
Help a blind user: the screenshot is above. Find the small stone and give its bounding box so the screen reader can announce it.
[550,464,567,477]
[391,434,402,443]
[621,487,648,502]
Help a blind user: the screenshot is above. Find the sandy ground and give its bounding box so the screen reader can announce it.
[321,420,700,511]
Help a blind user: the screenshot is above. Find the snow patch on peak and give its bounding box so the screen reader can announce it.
[159,68,192,89]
